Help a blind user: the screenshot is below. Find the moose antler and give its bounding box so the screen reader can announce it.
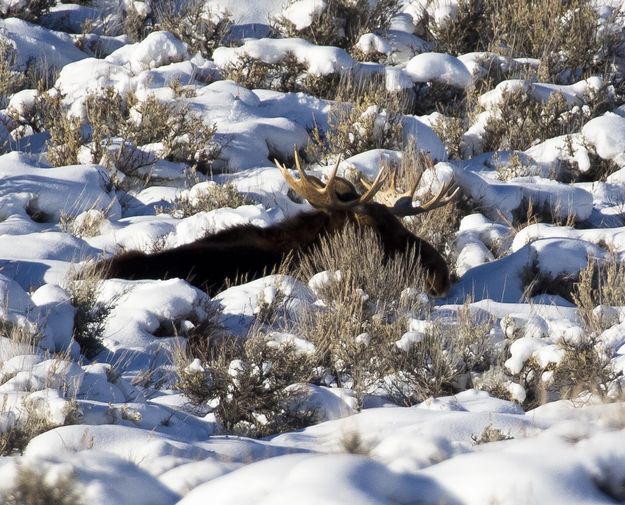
[360,165,460,216]
[275,150,388,209]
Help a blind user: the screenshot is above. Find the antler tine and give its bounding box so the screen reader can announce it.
[321,153,341,199]
[276,150,362,209]
[391,180,461,217]
[357,164,389,204]
[275,157,302,192]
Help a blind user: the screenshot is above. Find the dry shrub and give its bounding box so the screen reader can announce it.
[84,88,218,184]
[293,223,431,407]
[431,114,466,160]
[67,263,112,358]
[480,89,590,153]
[552,335,617,400]
[471,424,513,445]
[426,0,491,56]
[298,223,427,308]
[383,301,497,406]
[176,333,315,437]
[273,0,402,51]
[2,464,84,505]
[84,86,127,164]
[573,258,625,333]
[120,93,218,167]
[308,75,405,161]
[221,49,342,98]
[411,82,470,117]
[121,3,149,42]
[0,39,26,109]
[0,0,55,21]
[0,398,81,456]
[33,90,82,167]
[426,0,623,83]
[293,288,409,408]
[382,322,461,405]
[222,52,308,93]
[154,0,232,58]
[162,182,252,218]
[33,86,218,175]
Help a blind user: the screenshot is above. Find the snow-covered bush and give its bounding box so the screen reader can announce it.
[425,0,621,83]
[177,334,315,437]
[221,52,309,93]
[0,0,55,22]
[273,0,402,52]
[153,0,232,58]
[309,76,404,160]
[383,304,498,406]
[480,87,609,155]
[33,89,82,166]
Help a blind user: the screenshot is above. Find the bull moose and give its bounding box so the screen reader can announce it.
[98,152,458,296]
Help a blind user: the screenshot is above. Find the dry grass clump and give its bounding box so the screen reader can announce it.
[2,464,84,505]
[298,223,427,309]
[67,264,112,358]
[120,3,150,42]
[153,0,232,58]
[471,424,513,445]
[59,209,107,238]
[176,333,315,437]
[0,398,81,456]
[0,318,40,351]
[163,182,252,218]
[273,0,402,52]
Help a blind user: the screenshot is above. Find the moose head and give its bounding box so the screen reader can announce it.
[98,152,458,296]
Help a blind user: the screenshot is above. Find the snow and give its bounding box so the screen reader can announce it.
[405,52,473,88]
[281,0,327,30]
[0,2,624,504]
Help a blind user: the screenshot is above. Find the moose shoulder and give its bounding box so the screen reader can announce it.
[98,153,459,296]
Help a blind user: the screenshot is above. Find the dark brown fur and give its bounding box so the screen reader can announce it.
[98,204,451,296]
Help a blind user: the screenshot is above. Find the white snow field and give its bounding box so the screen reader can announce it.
[1,0,625,504]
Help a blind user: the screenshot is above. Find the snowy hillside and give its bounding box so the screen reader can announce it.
[1,0,625,503]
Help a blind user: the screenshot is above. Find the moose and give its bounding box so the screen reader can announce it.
[97,152,459,296]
